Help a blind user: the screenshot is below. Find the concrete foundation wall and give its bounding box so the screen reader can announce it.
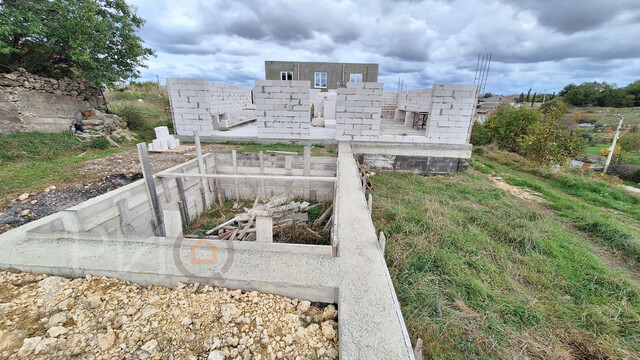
[425,84,477,145]
[255,80,311,140]
[46,152,336,238]
[335,82,383,142]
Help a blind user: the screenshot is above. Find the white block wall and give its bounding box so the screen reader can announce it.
[425,84,477,145]
[382,90,399,106]
[209,83,252,115]
[398,89,432,112]
[254,80,311,140]
[335,82,383,141]
[167,78,254,136]
[167,78,213,136]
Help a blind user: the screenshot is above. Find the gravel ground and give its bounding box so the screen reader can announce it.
[0,271,339,359]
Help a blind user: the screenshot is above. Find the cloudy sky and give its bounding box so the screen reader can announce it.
[126,0,640,95]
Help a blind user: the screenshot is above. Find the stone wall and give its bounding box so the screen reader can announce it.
[255,80,311,140]
[382,90,398,106]
[0,69,105,134]
[399,89,432,112]
[335,82,383,141]
[425,84,477,145]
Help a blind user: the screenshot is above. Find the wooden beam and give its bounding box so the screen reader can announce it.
[194,131,210,209]
[176,177,190,224]
[137,143,165,237]
[206,153,223,206]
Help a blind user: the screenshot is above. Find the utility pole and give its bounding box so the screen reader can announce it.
[602,115,624,176]
[542,89,547,104]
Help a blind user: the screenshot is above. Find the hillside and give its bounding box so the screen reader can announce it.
[372,149,640,359]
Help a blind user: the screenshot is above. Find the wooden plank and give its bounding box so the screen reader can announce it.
[137,143,165,237]
[219,118,256,130]
[266,150,298,155]
[178,200,188,227]
[207,153,223,206]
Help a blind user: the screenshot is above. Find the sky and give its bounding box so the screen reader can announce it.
[126,0,640,95]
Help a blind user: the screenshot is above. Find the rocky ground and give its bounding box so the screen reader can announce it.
[0,271,339,359]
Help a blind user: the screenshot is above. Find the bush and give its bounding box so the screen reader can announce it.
[618,133,640,152]
[116,106,145,131]
[470,122,493,146]
[517,120,587,165]
[630,169,640,183]
[486,105,542,152]
[540,99,566,121]
[573,112,595,124]
[88,137,110,150]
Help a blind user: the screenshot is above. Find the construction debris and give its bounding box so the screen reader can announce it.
[203,196,325,242]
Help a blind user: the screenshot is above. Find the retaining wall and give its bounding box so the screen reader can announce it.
[255,80,311,140]
[335,82,383,141]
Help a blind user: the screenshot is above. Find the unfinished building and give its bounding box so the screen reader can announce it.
[1,68,480,359]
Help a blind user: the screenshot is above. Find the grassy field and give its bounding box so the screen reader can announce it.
[561,106,640,127]
[371,149,640,359]
[584,145,640,165]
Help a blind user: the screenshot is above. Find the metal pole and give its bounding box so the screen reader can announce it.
[603,115,624,175]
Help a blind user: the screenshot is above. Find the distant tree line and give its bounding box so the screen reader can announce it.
[560,81,640,107]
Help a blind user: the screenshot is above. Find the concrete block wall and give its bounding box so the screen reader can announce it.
[335,82,383,141]
[167,78,214,136]
[425,84,477,145]
[254,80,311,140]
[209,83,252,115]
[398,89,432,112]
[382,90,398,106]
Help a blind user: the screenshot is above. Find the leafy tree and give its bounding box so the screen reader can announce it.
[470,122,492,146]
[618,133,640,152]
[486,104,542,152]
[596,88,633,107]
[540,99,566,121]
[517,120,587,165]
[559,84,576,97]
[562,84,599,106]
[624,81,640,106]
[0,0,154,86]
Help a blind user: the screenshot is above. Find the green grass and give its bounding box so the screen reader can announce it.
[584,145,640,165]
[562,106,640,127]
[0,132,128,200]
[371,151,640,359]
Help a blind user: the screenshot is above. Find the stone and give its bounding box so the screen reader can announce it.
[181,316,192,326]
[0,330,24,352]
[321,323,336,340]
[34,337,57,354]
[47,326,68,338]
[321,305,338,321]
[19,209,30,217]
[296,300,311,314]
[82,119,104,126]
[37,276,69,303]
[208,350,224,360]
[98,330,115,351]
[48,311,69,326]
[221,304,241,323]
[84,294,102,308]
[18,193,29,201]
[17,336,41,358]
[141,339,158,353]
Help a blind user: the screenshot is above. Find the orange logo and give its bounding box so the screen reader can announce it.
[190,239,217,264]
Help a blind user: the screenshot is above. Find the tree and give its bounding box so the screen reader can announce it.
[526,87,532,102]
[0,0,154,87]
[562,84,599,106]
[540,99,566,121]
[483,92,494,98]
[624,81,640,106]
[486,104,542,152]
[517,120,587,165]
[559,84,576,97]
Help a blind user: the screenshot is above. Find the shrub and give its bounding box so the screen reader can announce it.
[486,105,542,152]
[618,133,640,152]
[573,112,595,123]
[630,169,640,183]
[540,99,566,121]
[517,120,587,165]
[116,106,145,131]
[470,122,493,146]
